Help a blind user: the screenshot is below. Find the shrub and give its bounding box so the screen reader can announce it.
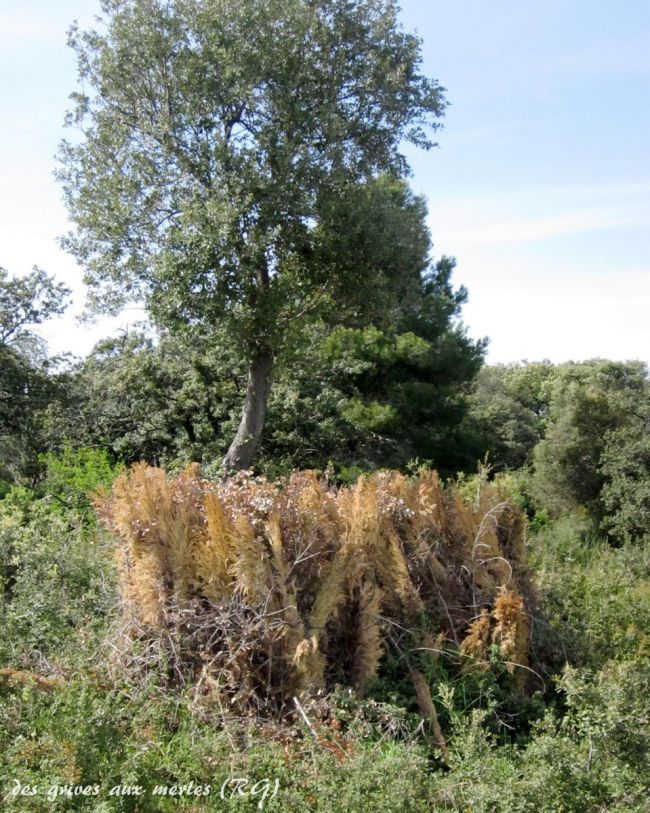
[39,447,123,516]
[600,427,650,545]
[0,493,116,667]
[99,464,535,714]
[529,517,650,669]
[0,669,439,813]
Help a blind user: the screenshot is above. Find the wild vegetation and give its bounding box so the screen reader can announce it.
[1,449,648,811]
[99,464,532,712]
[1,0,649,810]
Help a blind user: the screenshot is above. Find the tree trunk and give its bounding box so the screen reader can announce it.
[221,347,274,473]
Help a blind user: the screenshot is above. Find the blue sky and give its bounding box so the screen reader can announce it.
[1,0,648,363]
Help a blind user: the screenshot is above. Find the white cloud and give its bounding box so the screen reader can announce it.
[458,262,650,366]
[428,183,650,247]
[0,13,59,41]
[437,207,638,245]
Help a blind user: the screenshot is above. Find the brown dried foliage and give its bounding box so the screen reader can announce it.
[98,464,535,713]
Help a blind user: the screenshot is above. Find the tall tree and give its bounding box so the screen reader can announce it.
[466,362,554,472]
[531,360,649,519]
[0,267,70,358]
[0,267,70,480]
[58,0,446,470]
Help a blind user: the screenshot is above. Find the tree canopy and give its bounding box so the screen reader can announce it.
[0,267,70,481]
[58,0,447,469]
[0,266,70,357]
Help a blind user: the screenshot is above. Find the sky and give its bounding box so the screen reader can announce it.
[1,0,648,364]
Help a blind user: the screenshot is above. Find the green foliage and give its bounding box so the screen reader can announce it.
[3,658,647,812]
[59,2,445,325]
[0,266,70,355]
[423,657,649,812]
[342,398,399,433]
[466,362,554,472]
[0,345,49,480]
[39,447,124,514]
[54,271,484,478]
[1,671,441,812]
[0,493,116,667]
[311,175,434,329]
[51,329,244,466]
[469,359,650,545]
[531,360,649,523]
[560,658,650,776]
[0,267,71,482]
[600,420,650,546]
[259,258,485,476]
[529,516,650,669]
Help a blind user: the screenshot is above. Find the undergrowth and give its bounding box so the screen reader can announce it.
[0,459,648,812]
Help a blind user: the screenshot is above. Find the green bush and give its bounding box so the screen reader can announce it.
[529,517,650,669]
[600,427,650,545]
[1,467,648,812]
[1,672,439,812]
[0,493,116,667]
[39,447,123,516]
[424,659,649,812]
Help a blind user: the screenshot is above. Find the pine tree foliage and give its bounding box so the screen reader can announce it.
[99,464,534,712]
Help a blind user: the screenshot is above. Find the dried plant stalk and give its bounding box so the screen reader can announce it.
[98,465,535,713]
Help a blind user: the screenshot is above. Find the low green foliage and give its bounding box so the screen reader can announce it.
[0,492,116,667]
[39,447,124,514]
[1,670,440,812]
[0,472,648,812]
[467,359,650,547]
[530,516,650,669]
[600,426,650,545]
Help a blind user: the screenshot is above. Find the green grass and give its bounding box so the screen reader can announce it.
[1,489,648,812]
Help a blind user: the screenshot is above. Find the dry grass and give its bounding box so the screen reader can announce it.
[98,464,535,714]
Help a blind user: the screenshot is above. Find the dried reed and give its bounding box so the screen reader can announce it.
[98,465,534,713]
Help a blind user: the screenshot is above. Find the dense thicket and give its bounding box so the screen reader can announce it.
[46,254,484,478]
[467,359,650,544]
[1,451,648,812]
[3,266,648,549]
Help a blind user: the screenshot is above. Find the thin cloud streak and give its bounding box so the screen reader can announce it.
[0,14,60,41]
[433,208,639,245]
[427,182,650,247]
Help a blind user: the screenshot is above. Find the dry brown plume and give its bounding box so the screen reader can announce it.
[98,464,535,714]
